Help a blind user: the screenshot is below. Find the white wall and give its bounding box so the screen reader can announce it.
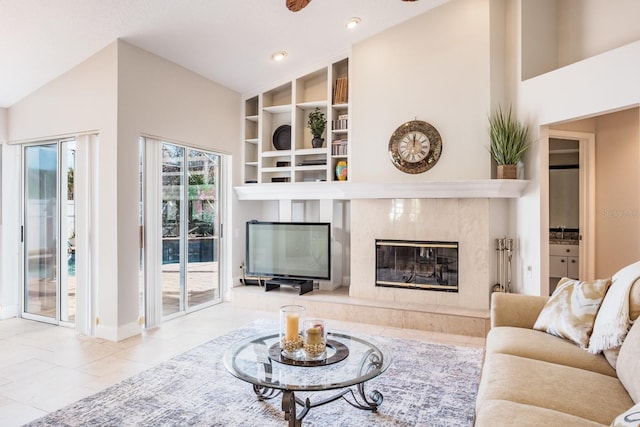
[351,0,493,183]
[558,0,640,67]
[114,41,241,338]
[521,0,558,80]
[516,5,640,295]
[5,42,119,329]
[592,109,640,275]
[4,40,242,340]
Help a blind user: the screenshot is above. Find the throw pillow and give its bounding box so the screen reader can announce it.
[533,277,612,349]
[589,263,640,355]
[602,279,640,369]
[610,402,640,427]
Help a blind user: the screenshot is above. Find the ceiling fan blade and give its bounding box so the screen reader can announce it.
[287,0,311,12]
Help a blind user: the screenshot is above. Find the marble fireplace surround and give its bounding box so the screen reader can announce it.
[351,198,492,311]
[235,180,527,313]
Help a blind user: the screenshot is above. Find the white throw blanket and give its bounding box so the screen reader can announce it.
[588,261,640,354]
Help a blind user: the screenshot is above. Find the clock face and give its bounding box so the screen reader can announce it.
[399,131,430,163]
[389,120,442,174]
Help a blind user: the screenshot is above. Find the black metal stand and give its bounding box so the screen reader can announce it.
[253,348,384,426]
[264,278,313,295]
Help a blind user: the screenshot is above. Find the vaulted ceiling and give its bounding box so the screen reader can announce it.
[0,0,449,108]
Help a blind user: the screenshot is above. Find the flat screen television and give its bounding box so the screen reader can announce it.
[246,221,331,281]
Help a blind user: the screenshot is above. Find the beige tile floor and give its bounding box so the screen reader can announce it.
[0,302,485,427]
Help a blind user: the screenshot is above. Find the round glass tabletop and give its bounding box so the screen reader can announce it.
[223,331,391,392]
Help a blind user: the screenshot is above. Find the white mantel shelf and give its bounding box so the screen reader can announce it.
[234,179,529,201]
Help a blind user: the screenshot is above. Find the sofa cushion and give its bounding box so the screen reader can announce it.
[486,326,616,377]
[476,353,634,425]
[617,319,640,403]
[610,402,640,427]
[534,277,611,348]
[476,399,607,427]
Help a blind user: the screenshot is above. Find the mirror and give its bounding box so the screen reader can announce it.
[549,138,579,231]
[549,167,579,229]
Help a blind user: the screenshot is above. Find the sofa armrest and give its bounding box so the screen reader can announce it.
[491,292,549,329]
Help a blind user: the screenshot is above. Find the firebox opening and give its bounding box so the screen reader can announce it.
[375,240,459,292]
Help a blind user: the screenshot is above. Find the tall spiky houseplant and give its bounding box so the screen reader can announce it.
[489,106,530,179]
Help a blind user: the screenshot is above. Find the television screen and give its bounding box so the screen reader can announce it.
[246,221,331,280]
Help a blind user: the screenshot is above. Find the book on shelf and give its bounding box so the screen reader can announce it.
[331,138,348,156]
[333,77,348,104]
[332,115,348,130]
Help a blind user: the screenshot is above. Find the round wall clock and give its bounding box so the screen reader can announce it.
[388,120,442,174]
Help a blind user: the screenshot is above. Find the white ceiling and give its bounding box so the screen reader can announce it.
[0,0,449,108]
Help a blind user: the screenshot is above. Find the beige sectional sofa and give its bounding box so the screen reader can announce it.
[475,292,640,426]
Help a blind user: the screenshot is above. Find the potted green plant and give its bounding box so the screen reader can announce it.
[307,107,326,148]
[488,106,530,179]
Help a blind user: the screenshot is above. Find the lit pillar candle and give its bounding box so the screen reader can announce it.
[285,313,299,341]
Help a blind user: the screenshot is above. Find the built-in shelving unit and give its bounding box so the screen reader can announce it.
[242,58,350,184]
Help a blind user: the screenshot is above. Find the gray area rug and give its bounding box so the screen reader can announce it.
[24,320,483,426]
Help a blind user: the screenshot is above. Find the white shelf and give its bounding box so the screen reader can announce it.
[331,129,348,134]
[262,150,291,157]
[245,115,259,122]
[297,100,327,109]
[245,138,258,144]
[332,103,348,109]
[295,148,326,156]
[235,180,530,201]
[263,104,292,114]
[262,166,292,173]
[245,162,258,167]
[295,165,327,171]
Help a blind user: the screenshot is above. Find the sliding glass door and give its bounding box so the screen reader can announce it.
[23,140,76,324]
[159,143,221,318]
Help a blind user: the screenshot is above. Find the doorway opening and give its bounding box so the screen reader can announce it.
[22,139,76,325]
[546,131,596,295]
[140,138,224,327]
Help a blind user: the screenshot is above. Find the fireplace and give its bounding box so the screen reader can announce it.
[375,240,459,292]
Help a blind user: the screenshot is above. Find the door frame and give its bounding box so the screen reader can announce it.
[141,137,226,328]
[19,134,97,332]
[546,130,596,282]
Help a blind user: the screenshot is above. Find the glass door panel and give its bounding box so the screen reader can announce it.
[24,144,58,319]
[186,149,219,308]
[60,140,76,323]
[158,143,221,319]
[161,144,185,317]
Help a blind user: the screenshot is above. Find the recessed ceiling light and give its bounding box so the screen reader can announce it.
[271,51,287,62]
[345,17,361,30]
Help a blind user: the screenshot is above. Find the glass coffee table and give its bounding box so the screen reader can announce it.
[223,331,392,427]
